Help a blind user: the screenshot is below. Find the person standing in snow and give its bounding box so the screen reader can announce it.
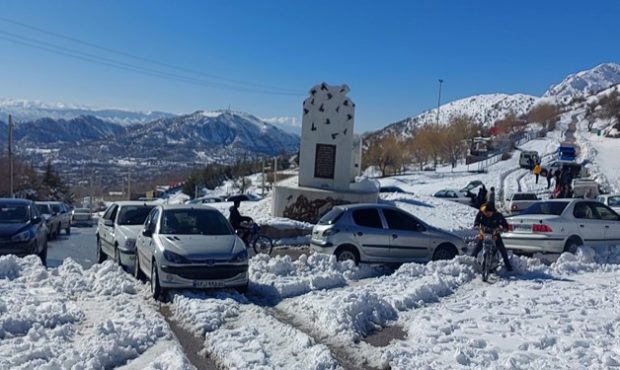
[487,187,496,205]
[533,163,542,184]
[471,202,513,271]
[546,169,554,189]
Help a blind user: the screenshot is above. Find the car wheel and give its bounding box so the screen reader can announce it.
[150,261,165,301]
[564,237,582,254]
[134,254,144,280]
[66,226,71,235]
[335,246,360,265]
[114,246,121,265]
[432,244,458,261]
[96,238,106,263]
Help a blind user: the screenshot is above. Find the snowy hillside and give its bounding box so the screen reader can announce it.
[120,110,300,158]
[0,98,175,125]
[544,62,620,99]
[374,93,538,138]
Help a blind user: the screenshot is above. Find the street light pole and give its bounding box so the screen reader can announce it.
[436,79,444,125]
[8,115,14,198]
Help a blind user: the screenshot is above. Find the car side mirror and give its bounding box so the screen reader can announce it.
[103,219,114,227]
[142,229,153,238]
[52,212,58,216]
[31,216,42,224]
[235,229,244,236]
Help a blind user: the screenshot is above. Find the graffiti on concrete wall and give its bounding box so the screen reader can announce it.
[282,194,349,223]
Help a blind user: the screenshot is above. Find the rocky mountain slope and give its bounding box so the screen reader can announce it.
[543,62,620,100]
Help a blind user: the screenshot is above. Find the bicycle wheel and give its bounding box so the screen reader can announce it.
[253,235,274,255]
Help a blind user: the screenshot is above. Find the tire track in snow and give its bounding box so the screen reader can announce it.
[159,305,220,370]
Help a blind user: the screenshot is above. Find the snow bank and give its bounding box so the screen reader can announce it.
[277,257,478,343]
[249,253,390,299]
[383,246,620,370]
[169,289,341,370]
[0,256,191,369]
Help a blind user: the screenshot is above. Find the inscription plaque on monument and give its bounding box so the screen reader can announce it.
[314,144,336,179]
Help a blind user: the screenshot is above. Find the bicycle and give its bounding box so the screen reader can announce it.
[239,222,274,255]
[479,227,501,282]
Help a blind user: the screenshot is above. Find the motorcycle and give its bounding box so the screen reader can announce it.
[479,227,501,282]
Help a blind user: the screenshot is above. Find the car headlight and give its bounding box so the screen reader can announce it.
[323,228,340,237]
[230,249,248,263]
[12,229,34,242]
[163,250,189,264]
[124,238,136,250]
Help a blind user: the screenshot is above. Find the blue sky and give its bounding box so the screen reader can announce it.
[0,0,619,132]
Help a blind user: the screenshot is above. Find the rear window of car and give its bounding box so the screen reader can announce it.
[352,208,383,229]
[608,196,620,207]
[36,204,50,214]
[117,206,155,225]
[318,208,344,225]
[75,208,91,213]
[512,193,538,201]
[520,201,569,216]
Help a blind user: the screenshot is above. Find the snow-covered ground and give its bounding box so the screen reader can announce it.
[0,256,192,370]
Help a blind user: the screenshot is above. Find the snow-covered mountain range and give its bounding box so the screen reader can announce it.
[376,93,538,138]
[1,110,299,168]
[543,63,620,99]
[370,62,620,140]
[0,98,175,125]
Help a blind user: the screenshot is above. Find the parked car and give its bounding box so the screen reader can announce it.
[134,204,249,300]
[185,196,223,205]
[35,202,62,240]
[503,199,620,255]
[506,192,539,214]
[596,194,620,214]
[49,202,71,235]
[434,189,473,206]
[519,151,540,168]
[571,179,600,198]
[379,186,407,193]
[0,198,48,265]
[96,201,156,269]
[310,204,467,264]
[71,208,94,227]
[225,194,257,203]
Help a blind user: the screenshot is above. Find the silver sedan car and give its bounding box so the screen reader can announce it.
[503,199,620,254]
[310,204,467,264]
[135,204,249,300]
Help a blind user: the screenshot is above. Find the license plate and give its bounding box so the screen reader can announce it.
[513,224,531,232]
[192,280,224,288]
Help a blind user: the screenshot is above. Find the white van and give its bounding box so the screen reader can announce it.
[519,151,539,168]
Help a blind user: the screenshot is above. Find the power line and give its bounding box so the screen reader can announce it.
[0,18,303,96]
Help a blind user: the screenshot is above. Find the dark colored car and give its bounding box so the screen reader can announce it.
[226,194,254,203]
[379,186,407,193]
[0,198,48,266]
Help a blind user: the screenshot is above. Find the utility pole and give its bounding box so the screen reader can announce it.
[273,157,278,188]
[436,79,444,125]
[127,171,131,200]
[261,159,265,197]
[8,115,14,198]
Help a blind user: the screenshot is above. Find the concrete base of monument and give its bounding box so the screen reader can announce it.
[272,182,379,224]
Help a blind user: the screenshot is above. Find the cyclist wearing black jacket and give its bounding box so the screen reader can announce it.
[470,202,513,271]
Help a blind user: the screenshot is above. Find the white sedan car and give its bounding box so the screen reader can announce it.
[134,204,249,300]
[503,199,620,254]
[596,194,620,214]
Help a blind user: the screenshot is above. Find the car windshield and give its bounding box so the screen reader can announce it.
[608,196,620,207]
[51,204,62,213]
[160,209,232,235]
[513,193,538,201]
[318,208,344,225]
[36,204,51,214]
[520,201,569,216]
[117,206,154,225]
[0,204,29,223]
